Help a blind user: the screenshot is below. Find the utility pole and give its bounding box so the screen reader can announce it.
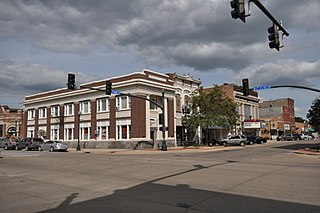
[161,90,167,151]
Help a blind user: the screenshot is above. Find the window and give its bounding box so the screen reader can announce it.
[97,121,110,140]
[51,106,60,117]
[39,108,47,119]
[80,101,91,114]
[28,109,35,120]
[244,104,251,120]
[50,125,59,140]
[64,103,74,116]
[64,124,74,140]
[176,94,181,112]
[116,96,131,110]
[116,120,131,140]
[97,99,109,112]
[149,96,161,110]
[80,122,91,140]
[27,126,35,137]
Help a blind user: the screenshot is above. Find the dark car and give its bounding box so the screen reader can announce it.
[16,137,44,151]
[276,133,300,141]
[247,135,267,144]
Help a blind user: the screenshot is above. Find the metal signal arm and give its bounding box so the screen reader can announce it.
[248,0,289,36]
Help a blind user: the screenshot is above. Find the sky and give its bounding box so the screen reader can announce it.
[0,0,319,119]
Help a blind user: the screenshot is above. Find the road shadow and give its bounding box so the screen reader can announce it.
[37,163,320,213]
[37,182,319,213]
[275,143,319,150]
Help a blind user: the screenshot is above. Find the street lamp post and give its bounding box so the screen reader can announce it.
[77,111,82,151]
[161,90,167,151]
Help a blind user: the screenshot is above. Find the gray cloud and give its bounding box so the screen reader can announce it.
[0,0,319,84]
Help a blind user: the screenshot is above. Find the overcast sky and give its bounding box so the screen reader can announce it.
[0,0,319,118]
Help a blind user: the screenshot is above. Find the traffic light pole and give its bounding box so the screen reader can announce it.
[249,0,289,36]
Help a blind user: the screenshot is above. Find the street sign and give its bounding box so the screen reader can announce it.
[253,85,271,90]
[111,90,122,95]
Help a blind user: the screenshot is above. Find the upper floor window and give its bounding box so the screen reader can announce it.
[97,99,109,112]
[80,101,91,114]
[116,96,131,110]
[39,108,47,119]
[150,96,161,110]
[64,103,74,116]
[51,105,60,117]
[176,94,181,112]
[27,109,35,120]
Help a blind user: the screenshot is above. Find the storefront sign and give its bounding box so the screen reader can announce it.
[243,122,261,129]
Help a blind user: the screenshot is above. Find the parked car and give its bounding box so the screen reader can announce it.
[16,137,44,151]
[246,135,267,144]
[221,135,247,146]
[300,133,314,140]
[0,137,17,150]
[276,133,300,141]
[40,140,68,152]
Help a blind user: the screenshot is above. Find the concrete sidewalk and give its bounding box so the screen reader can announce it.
[67,145,235,155]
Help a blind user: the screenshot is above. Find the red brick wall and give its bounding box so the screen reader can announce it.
[168,99,174,137]
[131,97,146,138]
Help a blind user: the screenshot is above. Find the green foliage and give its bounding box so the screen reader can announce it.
[307,97,320,132]
[187,87,239,131]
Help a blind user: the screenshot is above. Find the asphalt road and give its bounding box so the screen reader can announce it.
[0,140,319,213]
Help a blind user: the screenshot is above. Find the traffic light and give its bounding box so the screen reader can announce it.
[159,113,164,125]
[267,24,280,51]
[67,73,75,90]
[105,81,112,95]
[242,78,249,96]
[230,0,246,23]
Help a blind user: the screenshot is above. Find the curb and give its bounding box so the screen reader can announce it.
[293,149,320,156]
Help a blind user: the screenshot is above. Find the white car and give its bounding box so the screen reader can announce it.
[300,133,313,140]
[40,140,68,152]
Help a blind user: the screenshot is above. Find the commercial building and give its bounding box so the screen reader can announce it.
[259,98,295,139]
[0,105,23,138]
[203,84,260,141]
[22,69,200,149]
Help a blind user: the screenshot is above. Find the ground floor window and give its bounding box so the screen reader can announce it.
[80,122,91,140]
[97,121,110,140]
[27,126,35,138]
[116,119,131,140]
[64,123,74,140]
[50,125,59,140]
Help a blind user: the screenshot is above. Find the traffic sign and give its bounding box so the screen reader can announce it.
[111,90,122,95]
[253,85,271,90]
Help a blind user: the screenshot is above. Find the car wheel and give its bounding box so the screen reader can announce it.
[222,142,227,147]
[25,146,29,151]
[240,141,245,146]
[4,145,8,150]
[15,146,19,151]
[49,147,54,152]
[38,146,42,151]
[249,141,254,145]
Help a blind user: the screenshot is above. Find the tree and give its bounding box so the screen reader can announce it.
[187,87,239,144]
[307,97,320,132]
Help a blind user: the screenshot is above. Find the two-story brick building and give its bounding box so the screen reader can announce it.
[22,69,200,149]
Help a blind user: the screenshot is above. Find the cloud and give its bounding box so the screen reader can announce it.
[0,60,89,96]
[238,59,320,87]
[0,0,319,83]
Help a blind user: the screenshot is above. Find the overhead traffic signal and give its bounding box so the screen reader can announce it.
[242,78,249,96]
[67,73,75,90]
[230,0,246,23]
[267,24,280,51]
[105,81,112,95]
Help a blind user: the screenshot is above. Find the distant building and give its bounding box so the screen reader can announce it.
[203,83,260,141]
[22,69,200,149]
[259,98,295,139]
[0,105,23,138]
